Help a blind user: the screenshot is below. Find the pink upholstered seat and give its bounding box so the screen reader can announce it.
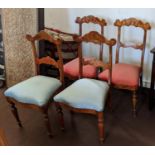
[98,63,141,87]
[64,57,97,79]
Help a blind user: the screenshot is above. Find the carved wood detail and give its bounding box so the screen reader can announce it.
[114,17,151,30]
[36,56,58,68]
[76,31,116,46]
[75,15,107,26]
[84,59,110,70]
[120,42,144,50]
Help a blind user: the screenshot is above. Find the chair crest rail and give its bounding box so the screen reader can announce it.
[114,18,151,30]
[75,15,107,26]
[75,31,116,46]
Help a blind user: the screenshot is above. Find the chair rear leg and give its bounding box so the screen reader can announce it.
[132,90,137,117]
[107,90,112,112]
[97,112,105,144]
[55,103,65,131]
[70,110,76,128]
[10,103,22,127]
[140,75,143,89]
[43,110,53,138]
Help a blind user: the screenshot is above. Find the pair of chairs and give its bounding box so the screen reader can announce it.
[63,16,151,116]
[4,30,116,143]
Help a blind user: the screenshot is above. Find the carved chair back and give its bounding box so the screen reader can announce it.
[75,15,107,61]
[114,18,151,70]
[26,30,64,84]
[74,31,116,84]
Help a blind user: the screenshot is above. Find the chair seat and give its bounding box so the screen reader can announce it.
[63,57,97,78]
[54,78,109,112]
[98,63,141,87]
[4,75,62,107]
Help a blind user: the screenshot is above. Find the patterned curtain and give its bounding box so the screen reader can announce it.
[2,8,37,87]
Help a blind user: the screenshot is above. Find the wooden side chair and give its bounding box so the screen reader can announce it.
[63,15,107,80]
[98,18,151,116]
[54,31,116,143]
[4,30,64,137]
[0,128,8,146]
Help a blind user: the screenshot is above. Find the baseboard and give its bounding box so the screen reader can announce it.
[143,80,151,88]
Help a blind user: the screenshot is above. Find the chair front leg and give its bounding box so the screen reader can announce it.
[132,90,137,117]
[42,109,53,138]
[10,103,22,127]
[97,112,105,144]
[55,103,65,131]
[107,90,112,112]
[70,110,76,128]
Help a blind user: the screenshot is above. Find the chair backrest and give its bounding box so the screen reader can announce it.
[114,17,151,70]
[74,31,116,83]
[44,27,79,63]
[26,30,64,84]
[0,129,8,146]
[75,15,107,61]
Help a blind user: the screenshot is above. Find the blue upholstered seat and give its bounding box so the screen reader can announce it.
[4,75,62,107]
[54,78,109,112]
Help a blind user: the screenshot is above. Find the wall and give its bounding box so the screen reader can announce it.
[2,8,37,87]
[45,8,155,88]
[45,8,71,32]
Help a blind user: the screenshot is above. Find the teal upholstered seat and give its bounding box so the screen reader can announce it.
[4,75,62,107]
[54,78,109,112]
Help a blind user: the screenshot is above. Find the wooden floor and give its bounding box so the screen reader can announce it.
[0,87,155,146]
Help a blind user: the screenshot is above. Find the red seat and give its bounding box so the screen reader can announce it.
[98,63,141,87]
[64,57,97,79]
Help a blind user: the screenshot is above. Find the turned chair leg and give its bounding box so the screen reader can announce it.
[97,112,105,144]
[132,90,137,117]
[10,103,22,127]
[55,103,65,131]
[70,110,76,127]
[43,110,53,138]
